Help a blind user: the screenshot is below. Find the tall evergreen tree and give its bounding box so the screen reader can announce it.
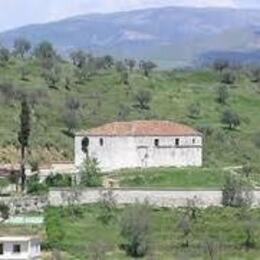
[18,97,31,191]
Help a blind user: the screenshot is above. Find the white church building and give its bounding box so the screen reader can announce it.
[75,120,203,172]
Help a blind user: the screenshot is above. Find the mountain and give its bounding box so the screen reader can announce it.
[1,6,260,67]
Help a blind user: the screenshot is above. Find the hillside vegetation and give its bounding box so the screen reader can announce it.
[0,42,260,171]
[45,205,260,259]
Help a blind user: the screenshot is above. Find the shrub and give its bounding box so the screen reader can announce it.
[27,175,48,195]
[45,173,72,187]
[221,109,240,130]
[221,70,236,84]
[188,103,201,118]
[120,202,152,257]
[79,158,102,187]
[133,89,152,110]
[222,174,253,207]
[178,214,191,247]
[0,203,9,220]
[252,132,260,149]
[99,190,116,224]
[216,85,229,105]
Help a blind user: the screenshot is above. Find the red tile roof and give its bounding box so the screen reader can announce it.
[77,121,200,136]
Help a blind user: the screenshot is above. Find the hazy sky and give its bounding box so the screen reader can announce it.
[0,0,259,32]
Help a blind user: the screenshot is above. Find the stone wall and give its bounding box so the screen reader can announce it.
[0,195,48,215]
[49,188,260,208]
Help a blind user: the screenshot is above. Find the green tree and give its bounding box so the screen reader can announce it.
[14,38,31,58]
[134,89,152,110]
[103,55,114,68]
[99,190,116,224]
[42,66,61,89]
[213,59,229,72]
[178,214,191,247]
[125,59,136,72]
[34,41,56,70]
[221,109,240,130]
[222,174,253,207]
[34,41,56,60]
[70,50,86,68]
[216,85,229,104]
[120,202,151,257]
[221,70,236,85]
[18,97,31,191]
[79,158,102,187]
[0,47,10,66]
[188,102,201,118]
[249,66,260,83]
[139,60,157,77]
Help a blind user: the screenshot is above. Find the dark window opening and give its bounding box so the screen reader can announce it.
[13,244,21,253]
[81,137,89,154]
[154,139,159,147]
[192,138,196,144]
[175,138,180,146]
[99,138,104,146]
[0,244,3,255]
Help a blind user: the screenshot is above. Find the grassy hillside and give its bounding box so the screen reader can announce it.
[45,205,260,259]
[0,55,260,170]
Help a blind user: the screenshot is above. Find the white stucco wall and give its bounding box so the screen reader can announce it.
[75,134,202,172]
[0,239,41,260]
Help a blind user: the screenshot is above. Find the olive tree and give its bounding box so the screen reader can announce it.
[222,174,253,207]
[120,202,152,257]
[14,38,31,58]
[134,89,152,110]
[221,109,240,130]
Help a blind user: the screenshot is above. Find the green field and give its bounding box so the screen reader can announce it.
[0,55,259,171]
[116,167,228,188]
[45,205,260,259]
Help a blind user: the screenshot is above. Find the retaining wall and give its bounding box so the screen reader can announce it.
[48,188,260,208]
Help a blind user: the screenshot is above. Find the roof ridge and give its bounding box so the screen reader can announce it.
[76,120,201,136]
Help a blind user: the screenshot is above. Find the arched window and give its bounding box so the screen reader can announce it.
[81,137,89,154]
[99,138,104,146]
[154,139,159,147]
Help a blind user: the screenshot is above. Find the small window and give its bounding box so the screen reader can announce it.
[175,138,180,146]
[99,138,104,146]
[81,137,89,154]
[0,244,3,255]
[154,139,159,147]
[13,244,21,253]
[192,138,196,144]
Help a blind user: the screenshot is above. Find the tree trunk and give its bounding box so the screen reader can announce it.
[20,145,26,192]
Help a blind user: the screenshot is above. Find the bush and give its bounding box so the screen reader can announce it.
[45,173,72,187]
[252,132,260,149]
[0,203,9,220]
[79,158,102,187]
[216,85,229,105]
[221,70,236,84]
[120,202,152,257]
[99,190,116,224]
[188,103,201,118]
[222,174,253,207]
[27,175,48,195]
[221,109,240,130]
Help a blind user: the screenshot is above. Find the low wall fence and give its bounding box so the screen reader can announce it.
[1,188,260,215]
[48,188,260,208]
